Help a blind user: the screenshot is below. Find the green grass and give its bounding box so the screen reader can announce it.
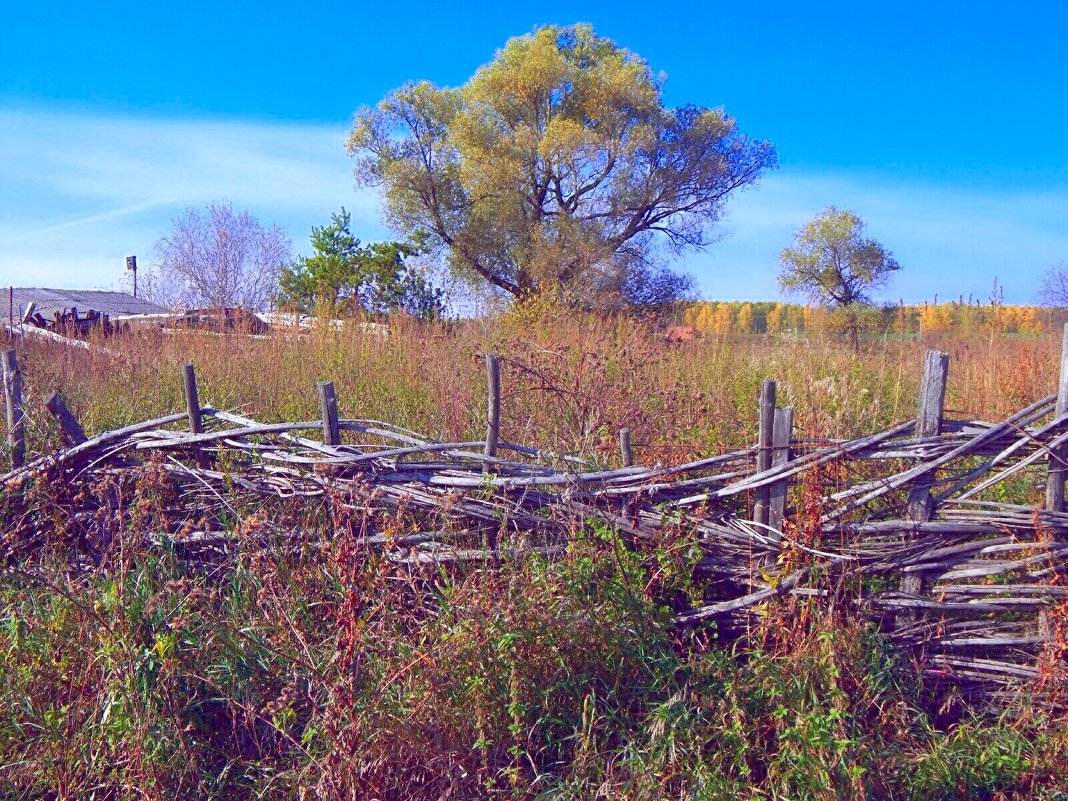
[1,508,1065,799]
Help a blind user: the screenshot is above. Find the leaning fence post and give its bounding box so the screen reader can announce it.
[768,406,794,536]
[898,350,949,627]
[1045,323,1068,513]
[317,381,341,447]
[753,380,776,526]
[46,393,87,446]
[484,354,501,462]
[619,428,634,467]
[3,349,25,468]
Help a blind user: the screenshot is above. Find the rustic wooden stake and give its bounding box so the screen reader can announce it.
[181,363,210,467]
[898,350,949,626]
[46,393,87,446]
[181,364,203,435]
[3,349,25,468]
[1045,323,1068,514]
[483,354,502,550]
[484,354,501,461]
[317,381,341,447]
[768,406,794,536]
[753,380,776,526]
[906,351,949,522]
[619,428,633,467]
[1041,325,1068,641]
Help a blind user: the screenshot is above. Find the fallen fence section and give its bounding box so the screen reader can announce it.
[3,338,1068,707]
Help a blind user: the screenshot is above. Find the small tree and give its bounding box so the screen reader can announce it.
[277,208,444,319]
[736,303,754,334]
[1038,263,1068,307]
[778,207,900,350]
[766,303,784,334]
[149,201,291,311]
[711,303,733,334]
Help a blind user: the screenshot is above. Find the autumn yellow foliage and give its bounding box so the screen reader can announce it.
[681,300,1058,337]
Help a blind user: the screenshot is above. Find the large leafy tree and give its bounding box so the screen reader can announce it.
[778,207,900,349]
[278,208,444,319]
[348,24,776,306]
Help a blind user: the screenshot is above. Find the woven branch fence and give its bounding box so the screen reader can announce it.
[3,338,1068,706]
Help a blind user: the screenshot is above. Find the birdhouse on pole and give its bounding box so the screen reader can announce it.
[125,255,138,298]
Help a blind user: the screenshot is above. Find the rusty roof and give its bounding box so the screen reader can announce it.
[2,288,167,321]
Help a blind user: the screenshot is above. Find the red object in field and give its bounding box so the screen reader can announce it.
[664,325,697,342]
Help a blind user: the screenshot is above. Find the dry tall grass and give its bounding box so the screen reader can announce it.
[6,310,1059,464]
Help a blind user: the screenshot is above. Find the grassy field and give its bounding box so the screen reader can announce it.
[1,310,1067,800]
[7,309,1061,461]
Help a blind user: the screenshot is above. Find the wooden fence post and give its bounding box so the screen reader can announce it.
[1045,323,1068,513]
[317,381,341,447]
[3,349,25,468]
[181,363,210,468]
[898,350,949,627]
[906,351,949,523]
[1041,325,1068,641]
[768,406,794,536]
[46,393,87,446]
[753,380,776,526]
[484,354,500,461]
[483,354,502,551]
[619,428,633,467]
[182,364,203,435]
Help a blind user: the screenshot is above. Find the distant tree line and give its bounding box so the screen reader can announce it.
[681,300,1065,337]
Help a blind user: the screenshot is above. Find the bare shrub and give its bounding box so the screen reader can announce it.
[147,200,291,311]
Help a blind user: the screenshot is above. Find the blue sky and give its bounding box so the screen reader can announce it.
[2,0,1066,303]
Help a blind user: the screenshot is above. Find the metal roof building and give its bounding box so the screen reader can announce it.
[3,288,167,322]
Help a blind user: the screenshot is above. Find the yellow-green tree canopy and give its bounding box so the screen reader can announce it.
[778,207,901,350]
[778,207,900,307]
[348,24,776,305]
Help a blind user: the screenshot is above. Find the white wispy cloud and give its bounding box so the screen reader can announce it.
[0,105,384,288]
[2,104,1065,303]
[6,200,176,242]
